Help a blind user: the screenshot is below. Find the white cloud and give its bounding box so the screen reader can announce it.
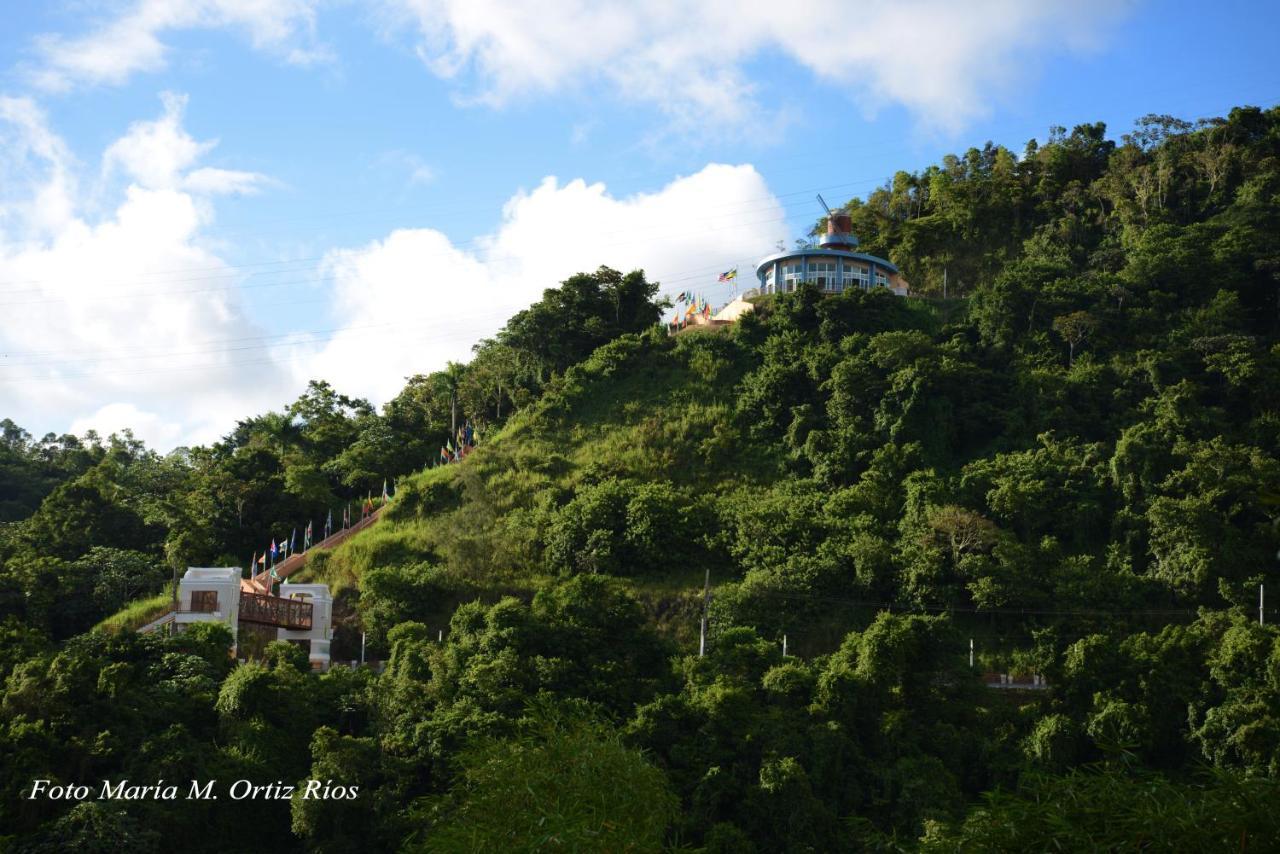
[28,0,328,91]
[0,98,788,451]
[379,150,436,187]
[102,92,267,194]
[297,163,786,402]
[70,402,185,449]
[382,0,1131,132]
[0,95,290,450]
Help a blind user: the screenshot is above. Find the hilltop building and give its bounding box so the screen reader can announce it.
[173,567,333,670]
[754,211,908,296]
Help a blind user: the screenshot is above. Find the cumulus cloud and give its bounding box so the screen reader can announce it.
[382,0,1131,131]
[295,164,786,403]
[0,95,290,450]
[28,0,329,91]
[69,403,186,449]
[103,92,267,195]
[0,93,787,450]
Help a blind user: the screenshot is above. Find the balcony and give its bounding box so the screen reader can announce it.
[238,591,313,630]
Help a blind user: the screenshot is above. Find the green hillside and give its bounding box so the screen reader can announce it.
[3,106,1280,851]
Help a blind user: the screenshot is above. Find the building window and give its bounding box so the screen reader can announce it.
[806,260,837,290]
[842,262,870,289]
[875,270,889,287]
[782,261,804,292]
[765,268,776,292]
[191,590,218,613]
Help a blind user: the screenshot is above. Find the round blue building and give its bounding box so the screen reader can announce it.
[754,212,908,296]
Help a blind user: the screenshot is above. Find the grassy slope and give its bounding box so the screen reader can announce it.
[94,590,173,634]
[296,324,785,645]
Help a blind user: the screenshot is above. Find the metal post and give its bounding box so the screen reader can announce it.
[782,634,788,657]
[170,561,178,637]
[438,629,443,643]
[969,638,974,669]
[1261,584,1265,627]
[699,569,710,658]
[360,631,366,665]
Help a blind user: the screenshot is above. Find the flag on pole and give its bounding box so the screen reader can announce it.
[290,528,297,556]
[270,539,278,565]
[305,521,313,550]
[257,552,266,565]
[718,268,737,283]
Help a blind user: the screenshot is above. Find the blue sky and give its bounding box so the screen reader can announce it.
[1,0,1278,449]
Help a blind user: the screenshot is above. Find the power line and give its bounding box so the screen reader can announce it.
[0,199,808,309]
[732,587,1276,620]
[2,88,1274,297]
[0,174,881,294]
[5,92,1278,377]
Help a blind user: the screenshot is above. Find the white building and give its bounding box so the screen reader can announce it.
[174,567,333,671]
[275,581,333,670]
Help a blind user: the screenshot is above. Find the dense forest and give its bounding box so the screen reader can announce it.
[1,105,1279,851]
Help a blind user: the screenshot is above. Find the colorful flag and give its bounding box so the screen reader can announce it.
[718,268,737,283]
[257,552,266,565]
[305,521,313,550]
[290,528,297,555]
[270,539,278,563]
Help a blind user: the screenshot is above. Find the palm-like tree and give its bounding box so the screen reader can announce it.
[435,361,467,436]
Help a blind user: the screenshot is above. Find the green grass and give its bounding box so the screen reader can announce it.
[292,328,790,648]
[94,590,174,635]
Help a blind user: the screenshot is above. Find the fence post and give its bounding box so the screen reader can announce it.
[699,569,710,658]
